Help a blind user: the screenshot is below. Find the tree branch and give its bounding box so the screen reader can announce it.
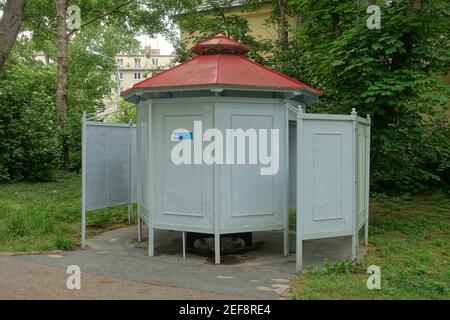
[68,0,137,37]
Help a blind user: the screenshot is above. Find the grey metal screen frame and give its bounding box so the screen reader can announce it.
[81,113,137,249]
[296,108,371,271]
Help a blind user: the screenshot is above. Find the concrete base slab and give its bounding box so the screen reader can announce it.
[17,226,366,299]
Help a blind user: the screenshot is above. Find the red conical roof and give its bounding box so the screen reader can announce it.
[122,34,322,96]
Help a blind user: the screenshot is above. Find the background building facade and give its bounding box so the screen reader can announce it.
[106,47,176,113]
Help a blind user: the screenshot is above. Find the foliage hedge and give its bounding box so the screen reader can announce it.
[0,62,62,183]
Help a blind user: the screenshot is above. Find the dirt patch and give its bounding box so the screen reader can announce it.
[87,223,129,236]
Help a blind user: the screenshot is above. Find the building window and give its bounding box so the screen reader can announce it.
[134,72,141,80]
[117,58,123,66]
[134,58,141,68]
[152,58,159,66]
[115,72,124,81]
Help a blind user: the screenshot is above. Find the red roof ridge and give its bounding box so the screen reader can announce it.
[237,55,322,95]
[132,55,202,89]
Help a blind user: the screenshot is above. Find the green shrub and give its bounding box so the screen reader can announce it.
[0,62,62,182]
[372,118,450,193]
[53,236,74,251]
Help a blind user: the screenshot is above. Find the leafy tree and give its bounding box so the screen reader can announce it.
[104,99,137,124]
[23,0,197,170]
[0,48,61,182]
[22,4,141,171]
[285,0,450,191]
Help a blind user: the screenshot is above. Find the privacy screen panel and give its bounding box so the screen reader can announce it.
[84,122,137,211]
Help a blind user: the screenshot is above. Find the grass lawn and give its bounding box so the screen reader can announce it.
[291,193,450,300]
[0,173,130,252]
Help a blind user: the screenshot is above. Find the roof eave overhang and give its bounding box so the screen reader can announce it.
[122,85,321,104]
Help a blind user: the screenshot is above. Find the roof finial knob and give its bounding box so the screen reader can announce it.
[351,108,357,116]
[191,33,251,55]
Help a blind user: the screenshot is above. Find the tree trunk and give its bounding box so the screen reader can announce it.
[0,0,27,71]
[331,12,340,38]
[276,0,288,51]
[55,0,69,119]
[54,0,70,171]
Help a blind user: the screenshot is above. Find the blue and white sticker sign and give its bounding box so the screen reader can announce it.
[171,129,193,141]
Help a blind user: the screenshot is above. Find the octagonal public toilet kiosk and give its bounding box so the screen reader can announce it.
[122,34,322,264]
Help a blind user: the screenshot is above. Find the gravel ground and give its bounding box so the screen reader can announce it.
[0,256,237,300]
